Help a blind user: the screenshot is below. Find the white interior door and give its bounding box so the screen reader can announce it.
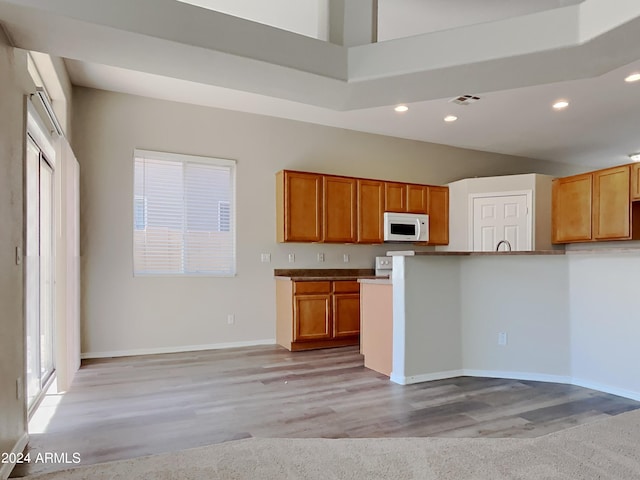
[472,193,531,251]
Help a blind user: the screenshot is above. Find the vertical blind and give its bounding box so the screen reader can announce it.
[133,149,236,276]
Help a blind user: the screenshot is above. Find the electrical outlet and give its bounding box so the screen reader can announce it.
[498,332,508,346]
[227,314,235,325]
[317,253,325,262]
[288,253,295,263]
[343,254,350,263]
[260,253,271,263]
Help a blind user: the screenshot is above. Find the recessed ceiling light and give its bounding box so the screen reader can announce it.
[625,73,640,83]
[629,153,640,162]
[444,115,458,122]
[552,100,569,110]
[394,105,408,112]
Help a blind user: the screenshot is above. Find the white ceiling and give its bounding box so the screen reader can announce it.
[1,0,640,169]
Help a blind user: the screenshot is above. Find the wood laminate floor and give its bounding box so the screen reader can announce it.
[12,345,640,477]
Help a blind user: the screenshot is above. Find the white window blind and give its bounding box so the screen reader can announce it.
[133,149,236,276]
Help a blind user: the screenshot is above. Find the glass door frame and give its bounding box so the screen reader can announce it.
[25,101,57,416]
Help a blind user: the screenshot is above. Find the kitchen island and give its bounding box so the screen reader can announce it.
[388,250,568,385]
[384,248,640,402]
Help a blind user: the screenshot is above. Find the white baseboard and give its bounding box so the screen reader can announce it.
[81,338,276,359]
[390,370,464,385]
[571,377,640,402]
[388,368,640,402]
[0,432,29,480]
[390,369,571,388]
[463,369,572,385]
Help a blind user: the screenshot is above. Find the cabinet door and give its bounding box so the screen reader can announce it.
[357,179,384,243]
[332,293,360,338]
[323,176,357,243]
[385,182,407,212]
[427,186,449,245]
[632,163,640,201]
[406,184,428,214]
[280,171,322,242]
[593,165,631,240]
[552,173,592,243]
[294,294,331,341]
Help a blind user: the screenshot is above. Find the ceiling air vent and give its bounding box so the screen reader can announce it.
[449,94,481,106]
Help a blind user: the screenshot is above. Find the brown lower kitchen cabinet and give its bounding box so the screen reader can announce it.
[276,279,360,351]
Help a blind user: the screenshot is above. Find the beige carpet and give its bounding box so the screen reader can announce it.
[20,409,640,479]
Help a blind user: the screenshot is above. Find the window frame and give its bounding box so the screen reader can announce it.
[132,149,236,277]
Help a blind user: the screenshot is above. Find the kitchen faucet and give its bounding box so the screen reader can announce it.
[495,240,512,252]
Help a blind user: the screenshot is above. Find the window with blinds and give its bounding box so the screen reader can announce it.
[133,149,236,276]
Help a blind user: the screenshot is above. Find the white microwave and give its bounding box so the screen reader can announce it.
[383,212,429,242]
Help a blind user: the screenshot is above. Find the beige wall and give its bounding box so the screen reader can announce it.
[461,256,571,377]
[0,34,29,474]
[72,87,575,357]
[569,252,640,399]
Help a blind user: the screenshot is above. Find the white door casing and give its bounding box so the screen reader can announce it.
[470,191,532,251]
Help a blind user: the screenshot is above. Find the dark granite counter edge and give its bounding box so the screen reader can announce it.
[275,275,387,281]
[274,268,375,278]
[274,269,391,281]
[388,250,566,256]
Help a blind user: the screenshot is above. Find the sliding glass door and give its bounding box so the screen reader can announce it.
[26,134,55,410]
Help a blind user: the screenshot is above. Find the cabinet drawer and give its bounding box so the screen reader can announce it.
[294,281,331,295]
[332,281,360,294]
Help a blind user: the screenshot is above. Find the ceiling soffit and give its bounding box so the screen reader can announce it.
[0,0,639,110]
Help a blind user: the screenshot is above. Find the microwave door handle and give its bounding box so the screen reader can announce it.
[416,219,421,240]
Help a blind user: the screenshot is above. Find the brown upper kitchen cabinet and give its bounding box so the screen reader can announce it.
[552,173,593,243]
[406,184,429,214]
[276,171,322,242]
[552,165,640,244]
[357,179,385,243]
[426,186,449,245]
[632,163,640,201]
[323,175,357,243]
[592,165,631,240]
[384,182,407,212]
[277,170,449,245]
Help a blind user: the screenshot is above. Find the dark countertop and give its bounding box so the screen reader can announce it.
[387,250,566,256]
[274,268,386,281]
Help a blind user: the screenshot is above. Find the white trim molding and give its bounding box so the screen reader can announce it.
[571,378,640,402]
[81,339,276,359]
[463,370,572,385]
[390,370,465,386]
[0,432,29,480]
[389,368,640,402]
